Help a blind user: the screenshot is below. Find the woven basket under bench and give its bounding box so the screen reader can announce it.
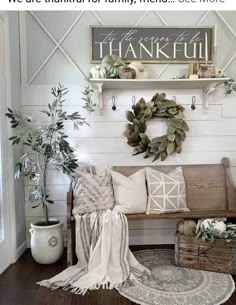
[175,234,236,274]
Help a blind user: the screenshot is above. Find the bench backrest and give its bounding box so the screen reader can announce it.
[113,162,230,211]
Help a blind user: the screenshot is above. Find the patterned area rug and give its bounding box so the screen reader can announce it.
[118,249,235,305]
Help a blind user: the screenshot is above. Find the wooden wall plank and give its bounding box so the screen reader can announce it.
[75,152,236,166]
[23,136,236,155]
[25,200,67,217]
[69,136,236,153]
[25,185,69,202]
[22,104,223,122]
[51,120,236,138]
[24,166,236,190]
[24,170,70,186]
[223,98,236,118]
[22,86,203,106]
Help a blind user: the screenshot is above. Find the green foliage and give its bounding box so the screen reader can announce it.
[224,79,236,96]
[123,92,189,162]
[82,80,96,113]
[101,54,126,78]
[196,219,236,242]
[6,84,88,224]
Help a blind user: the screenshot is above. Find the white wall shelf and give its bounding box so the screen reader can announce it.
[90,78,230,114]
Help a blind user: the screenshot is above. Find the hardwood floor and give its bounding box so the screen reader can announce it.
[0,247,236,305]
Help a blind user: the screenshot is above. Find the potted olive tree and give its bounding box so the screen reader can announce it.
[6,84,88,264]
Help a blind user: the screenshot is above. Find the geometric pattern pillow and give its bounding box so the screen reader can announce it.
[145,167,189,214]
[72,169,115,215]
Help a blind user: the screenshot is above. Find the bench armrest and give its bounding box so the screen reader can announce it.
[222,157,236,211]
[67,182,74,266]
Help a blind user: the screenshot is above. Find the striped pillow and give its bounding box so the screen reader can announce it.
[73,169,115,215]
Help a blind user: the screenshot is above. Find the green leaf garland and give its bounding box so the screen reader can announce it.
[123,92,189,162]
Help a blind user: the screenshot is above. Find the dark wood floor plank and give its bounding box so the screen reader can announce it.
[0,248,236,305]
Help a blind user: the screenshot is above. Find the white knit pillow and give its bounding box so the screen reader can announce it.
[146,167,189,214]
[111,169,147,214]
[73,169,115,215]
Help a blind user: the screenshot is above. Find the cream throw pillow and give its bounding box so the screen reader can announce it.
[111,169,147,214]
[146,167,189,214]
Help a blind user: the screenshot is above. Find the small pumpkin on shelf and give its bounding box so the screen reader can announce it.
[101,54,126,78]
[128,61,149,79]
[215,68,225,78]
[119,67,136,79]
[89,65,107,79]
[177,220,197,236]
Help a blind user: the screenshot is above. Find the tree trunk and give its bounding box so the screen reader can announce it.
[43,161,49,225]
[44,203,49,225]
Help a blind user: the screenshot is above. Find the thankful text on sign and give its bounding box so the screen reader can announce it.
[91,26,214,63]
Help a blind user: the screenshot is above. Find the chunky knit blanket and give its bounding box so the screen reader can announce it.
[37,210,150,295]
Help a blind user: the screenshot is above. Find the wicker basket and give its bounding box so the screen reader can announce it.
[175,234,236,274]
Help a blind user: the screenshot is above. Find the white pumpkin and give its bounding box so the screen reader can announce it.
[89,65,107,79]
[215,68,225,78]
[200,218,214,230]
[213,221,227,234]
[177,220,197,236]
[128,61,149,79]
[200,218,226,234]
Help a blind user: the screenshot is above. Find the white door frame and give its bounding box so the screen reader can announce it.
[0,11,17,272]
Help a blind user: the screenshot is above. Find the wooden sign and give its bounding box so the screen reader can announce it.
[91,26,214,63]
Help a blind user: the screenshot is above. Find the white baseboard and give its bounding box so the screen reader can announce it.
[14,241,27,262]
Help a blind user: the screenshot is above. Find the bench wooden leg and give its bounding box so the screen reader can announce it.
[67,189,74,267]
[67,222,73,267]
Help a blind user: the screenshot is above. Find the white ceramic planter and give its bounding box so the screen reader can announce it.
[30,218,64,264]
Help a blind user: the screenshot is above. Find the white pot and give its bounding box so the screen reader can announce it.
[29,218,64,264]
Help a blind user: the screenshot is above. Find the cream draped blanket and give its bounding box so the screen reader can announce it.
[37,210,150,295]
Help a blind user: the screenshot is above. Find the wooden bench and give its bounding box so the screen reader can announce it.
[67,157,236,266]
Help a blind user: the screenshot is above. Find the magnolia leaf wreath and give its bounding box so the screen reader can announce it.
[123,93,189,162]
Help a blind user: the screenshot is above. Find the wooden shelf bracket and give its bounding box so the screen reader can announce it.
[93,82,103,114]
[203,82,218,114]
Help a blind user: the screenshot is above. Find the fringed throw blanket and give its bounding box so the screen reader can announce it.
[37,210,150,295]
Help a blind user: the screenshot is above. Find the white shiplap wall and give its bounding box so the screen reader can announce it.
[20,11,236,246]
